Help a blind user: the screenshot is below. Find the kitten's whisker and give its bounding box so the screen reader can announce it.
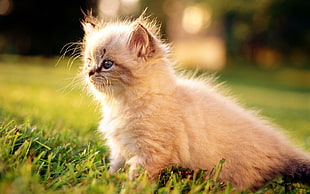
[60,42,79,54]
[57,41,83,68]
[66,49,81,64]
[59,75,84,95]
[55,55,64,67]
[68,54,82,69]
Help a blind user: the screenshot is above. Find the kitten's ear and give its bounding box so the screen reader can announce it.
[82,22,95,35]
[128,23,154,58]
[82,16,98,35]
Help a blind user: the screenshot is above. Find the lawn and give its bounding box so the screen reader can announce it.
[0,55,309,193]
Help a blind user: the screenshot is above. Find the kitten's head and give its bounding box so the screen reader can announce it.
[81,15,169,99]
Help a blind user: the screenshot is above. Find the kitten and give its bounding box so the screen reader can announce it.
[80,14,310,190]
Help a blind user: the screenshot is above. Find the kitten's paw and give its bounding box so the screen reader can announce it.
[109,154,126,173]
[109,166,121,173]
[127,156,146,180]
[129,166,143,180]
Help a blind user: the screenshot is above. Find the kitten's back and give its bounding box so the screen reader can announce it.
[174,78,310,189]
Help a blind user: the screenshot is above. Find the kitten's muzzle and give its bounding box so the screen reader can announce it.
[88,66,107,84]
[88,66,101,77]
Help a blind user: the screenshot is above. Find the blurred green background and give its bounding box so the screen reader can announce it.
[0,0,309,145]
[0,0,309,68]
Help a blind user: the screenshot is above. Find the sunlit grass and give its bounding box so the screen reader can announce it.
[0,56,99,132]
[0,55,309,193]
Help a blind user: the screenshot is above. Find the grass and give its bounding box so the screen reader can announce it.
[0,55,310,193]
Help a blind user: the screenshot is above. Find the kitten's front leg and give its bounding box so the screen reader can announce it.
[127,155,163,180]
[127,156,145,180]
[109,149,126,173]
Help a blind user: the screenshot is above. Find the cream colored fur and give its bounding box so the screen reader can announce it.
[80,15,310,190]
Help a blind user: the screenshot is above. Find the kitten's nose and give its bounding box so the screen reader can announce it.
[88,67,96,77]
[88,70,95,77]
[88,66,101,77]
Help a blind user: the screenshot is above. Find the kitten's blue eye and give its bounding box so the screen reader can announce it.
[102,60,114,69]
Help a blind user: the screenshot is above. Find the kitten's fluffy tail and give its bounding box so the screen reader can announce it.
[284,158,310,185]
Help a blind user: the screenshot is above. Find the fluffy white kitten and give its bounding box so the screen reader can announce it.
[80,14,310,190]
